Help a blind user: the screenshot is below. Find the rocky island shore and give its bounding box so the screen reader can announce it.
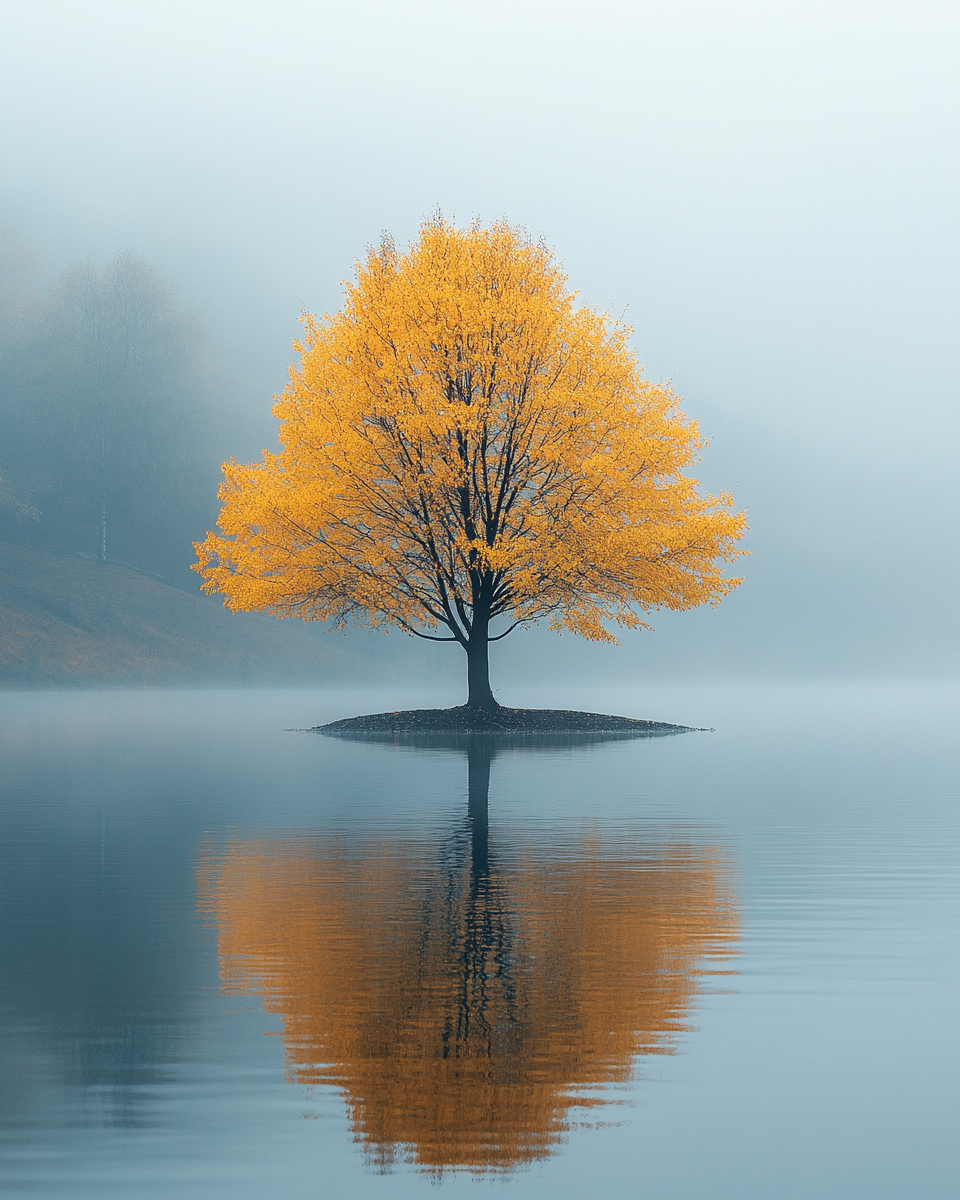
[315,705,697,736]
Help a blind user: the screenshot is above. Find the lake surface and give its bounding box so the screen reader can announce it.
[1,683,958,1198]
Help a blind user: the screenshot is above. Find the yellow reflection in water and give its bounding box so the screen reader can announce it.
[198,795,736,1173]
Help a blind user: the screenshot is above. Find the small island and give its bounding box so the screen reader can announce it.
[316,704,694,736]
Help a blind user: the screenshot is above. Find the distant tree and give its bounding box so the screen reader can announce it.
[0,230,43,532]
[0,250,219,584]
[196,220,747,707]
[0,226,39,355]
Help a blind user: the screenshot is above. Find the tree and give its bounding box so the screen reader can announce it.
[0,250,220,585]
[0,226,39,355]
[195,219,747,707]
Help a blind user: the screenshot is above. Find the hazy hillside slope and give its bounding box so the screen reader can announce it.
[0,543,373,686]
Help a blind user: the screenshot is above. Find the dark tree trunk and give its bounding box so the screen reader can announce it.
[465,611,497,709]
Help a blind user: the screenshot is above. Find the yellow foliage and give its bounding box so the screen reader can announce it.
[194,219,746,649]
[198,828,737,1173]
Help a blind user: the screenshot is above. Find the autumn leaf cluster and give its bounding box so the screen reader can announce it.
[195,220,745,642]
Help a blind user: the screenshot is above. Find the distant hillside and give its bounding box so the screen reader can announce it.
[0,543,376,686]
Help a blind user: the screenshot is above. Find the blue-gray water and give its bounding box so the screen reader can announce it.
[1,684,958,1198]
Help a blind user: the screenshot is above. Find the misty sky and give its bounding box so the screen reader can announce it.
[1,0,957,682]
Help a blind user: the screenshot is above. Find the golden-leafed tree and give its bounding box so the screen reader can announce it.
[194,219,746,706]
[197,822,738,1174]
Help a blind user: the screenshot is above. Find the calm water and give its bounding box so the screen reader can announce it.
[1,683,957,1198]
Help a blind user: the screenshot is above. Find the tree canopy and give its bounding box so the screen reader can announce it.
[195,219,746,704]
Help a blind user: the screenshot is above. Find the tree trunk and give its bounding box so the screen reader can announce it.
[465,619,497,710]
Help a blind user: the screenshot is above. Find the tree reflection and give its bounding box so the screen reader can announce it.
[198,735,737,1174]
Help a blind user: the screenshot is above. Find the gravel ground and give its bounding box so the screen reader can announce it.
[315,704,695,735]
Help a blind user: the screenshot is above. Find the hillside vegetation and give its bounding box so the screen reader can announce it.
[0,543,371,687]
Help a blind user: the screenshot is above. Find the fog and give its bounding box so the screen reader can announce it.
[2,0,957,685]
